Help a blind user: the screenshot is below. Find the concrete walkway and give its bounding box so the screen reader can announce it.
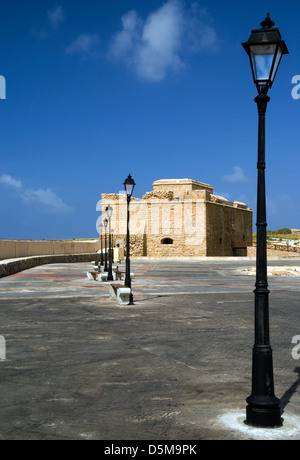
[0,258,300,440]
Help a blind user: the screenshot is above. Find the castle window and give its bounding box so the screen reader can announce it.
[161,238,173,245]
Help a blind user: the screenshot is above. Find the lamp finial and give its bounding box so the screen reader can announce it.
[260,13,275,29]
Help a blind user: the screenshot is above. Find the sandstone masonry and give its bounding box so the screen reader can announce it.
[101,179,253,258]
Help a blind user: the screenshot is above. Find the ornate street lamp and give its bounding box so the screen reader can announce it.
[123,174,136,304]
[242,14,289,428]
[242,14,288,94]
[103,218,108,272]
[106,205,113,281]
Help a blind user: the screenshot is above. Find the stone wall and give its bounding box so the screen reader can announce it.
[152,179,213,198]
[0,253,102,278]
[100,179,252,258]
[206,199,253,256]
[0,239,101,261]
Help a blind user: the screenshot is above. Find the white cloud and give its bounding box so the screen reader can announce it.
[32,5,65,39]
[184,4,219,52]
[137,0,185,81]
[47,5,65,30]
[65,33,100,57]
[109,10,142,61]
[108,0,219,82]
[0,173,73,214]
[0,174,22,189]
[22,188,73,214]
[214,191,231,201]
[223,166,248,183]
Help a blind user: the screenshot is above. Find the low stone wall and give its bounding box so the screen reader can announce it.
[0,253,102,279]
[0,239,101,260]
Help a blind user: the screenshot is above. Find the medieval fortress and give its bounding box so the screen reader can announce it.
[101,178,253,258]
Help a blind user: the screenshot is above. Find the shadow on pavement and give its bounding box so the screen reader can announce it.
[280,367,300,415]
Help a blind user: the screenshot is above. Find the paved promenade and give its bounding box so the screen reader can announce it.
[0,257,300,440]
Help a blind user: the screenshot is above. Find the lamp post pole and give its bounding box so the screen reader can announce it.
[106,206,113,282]
[125,194,132,299]
[242,14,289,428]
[111,230,114,263]
[104,218,108,272]
[245,90,282,427]
[123,174,136,305]
[100,224,104,268]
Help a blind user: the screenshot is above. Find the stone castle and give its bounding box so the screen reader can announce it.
[101,179,253,258]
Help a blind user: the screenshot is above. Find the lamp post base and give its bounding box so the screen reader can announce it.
[246,405,282,428]
[129,293,134,305]
[246,345,282,428]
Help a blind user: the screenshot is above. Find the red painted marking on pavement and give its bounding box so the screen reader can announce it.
[209,283,229,286]
[52,280,71,283]
[82,285,107,290]
[10,274,84,278]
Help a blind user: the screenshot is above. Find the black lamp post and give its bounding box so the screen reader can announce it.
[124,174,136,304]
[106,205,113,281]
[111,229,115,263]
[103,218,108,272]
[242,13,289,428]
[100,223,104,268]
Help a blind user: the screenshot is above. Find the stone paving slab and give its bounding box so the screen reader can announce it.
[0,259,299,440]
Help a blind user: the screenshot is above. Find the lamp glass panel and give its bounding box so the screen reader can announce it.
[125,183,134,196]
[250,44,276,82]
[270,47,282,82]
[106,206,113,218]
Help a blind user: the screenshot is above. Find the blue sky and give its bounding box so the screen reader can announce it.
[0,0,299,239]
